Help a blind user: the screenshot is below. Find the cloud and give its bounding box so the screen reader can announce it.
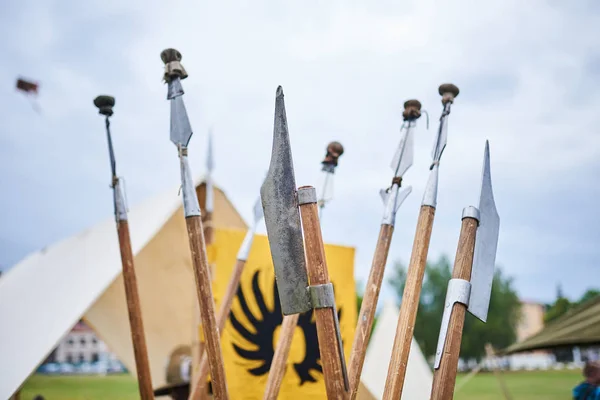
[0,0,598,305]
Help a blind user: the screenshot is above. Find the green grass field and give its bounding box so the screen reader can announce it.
[20,369,583,399]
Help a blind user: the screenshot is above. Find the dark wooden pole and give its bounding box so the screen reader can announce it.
[185,215,228,399]
[298,186,347,400]
[191,258,248,400]
[348,224,394,399]
[429,216,478,400]
[262,314,300,399]
[117,221,155,400]
[383,205,436,399]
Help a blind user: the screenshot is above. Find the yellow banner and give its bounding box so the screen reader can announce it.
[207,227,356,399]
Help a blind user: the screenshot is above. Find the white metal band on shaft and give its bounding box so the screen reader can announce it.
[434,278,472,369]
[236,226,256,261]
[297,187,317,205]
[307,283,335,308]
[381,183,400,226]
[180,153,201,217]
[113,179,128,222]
[307,282,350,391]
[462,206,480,222]
[205,176,214,213]
[422,164,439,207]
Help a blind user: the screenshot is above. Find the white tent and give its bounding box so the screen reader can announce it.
[360,301,433,399]
[0,184,181,399]
[0,178,253,399]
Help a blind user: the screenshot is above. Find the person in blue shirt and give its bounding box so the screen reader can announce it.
[574,361,600,400]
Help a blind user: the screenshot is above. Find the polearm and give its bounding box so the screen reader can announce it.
[191,132,214,400]
[204,131,215,244]
[263,141,345,400]
[189,195,264,400]
[382,84,460,399]
[262,86,349,399]
[484,343,513,400]
[93,96,154,400]
[318,141,344,219]
[160,48,229,399]
[430,141,500,399]
[347,100,421,399]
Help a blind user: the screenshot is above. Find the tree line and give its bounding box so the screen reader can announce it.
[355,255,600,361]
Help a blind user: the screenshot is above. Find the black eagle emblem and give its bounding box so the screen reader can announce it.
[228,269,343,385]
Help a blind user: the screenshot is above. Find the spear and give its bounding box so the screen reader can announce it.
[160,48,229,399]
[318,141,344,218]
[347,100,422,399]
[189,195,264,400]
[261,86,349,399]
[382,83,460,399]
[93,95,154,400]
[263,141,345,400]
[191,132,214,399]
[204,131,215,244]
[430,141,500,399]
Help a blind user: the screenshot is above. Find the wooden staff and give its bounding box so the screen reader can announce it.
[347,100,421,399]
[190,197,264,400]
[430,141,500,399]
[382,84,459,400]
[298,186,347,399]
[430,215,478,399]
[485,343,513,400]
[261,87,349,399]
[93,95,154,400]
[161,48,228,399]
[191,133,215,400]
[263,313,300,399]
[263,141,345,400]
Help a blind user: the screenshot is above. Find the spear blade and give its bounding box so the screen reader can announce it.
[168,78,193,147]
[252,194,264,224]
[468,140,500,322]
[390,125,414,178]
[260,86,311,315]
[206,130,214,173]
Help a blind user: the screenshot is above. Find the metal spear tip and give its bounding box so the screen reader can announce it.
[402,99,422,121]
[93,95,115,117]
[468,140,500,322]
[321,141,344,168]
[261,83,311,315]
[439,83,460,104]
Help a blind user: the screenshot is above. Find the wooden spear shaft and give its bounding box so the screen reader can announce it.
[190,210,213,400]
[298,186,348,400]
[185,214,228,399]
[263,314,301,399]
[382,205,436,399]
[485,343,513,400]
[117,220,155,399]
[190,257,248,400]
[429,216,477,400]
[93,95,155,400]
[348,224,394,399]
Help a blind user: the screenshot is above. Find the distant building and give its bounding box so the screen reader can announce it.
[42,319,121,367]
[516,300,546,342]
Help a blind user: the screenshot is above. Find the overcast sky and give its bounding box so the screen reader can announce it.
[0,0,598,305]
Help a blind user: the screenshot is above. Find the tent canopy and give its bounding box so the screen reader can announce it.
[504,295,600,354]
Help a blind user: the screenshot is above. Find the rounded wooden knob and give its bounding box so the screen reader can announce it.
[438,83,460,104]
[93,95,115,117]
[402,99,422,120]
[161,48,183,64]
[321,141,344,167]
